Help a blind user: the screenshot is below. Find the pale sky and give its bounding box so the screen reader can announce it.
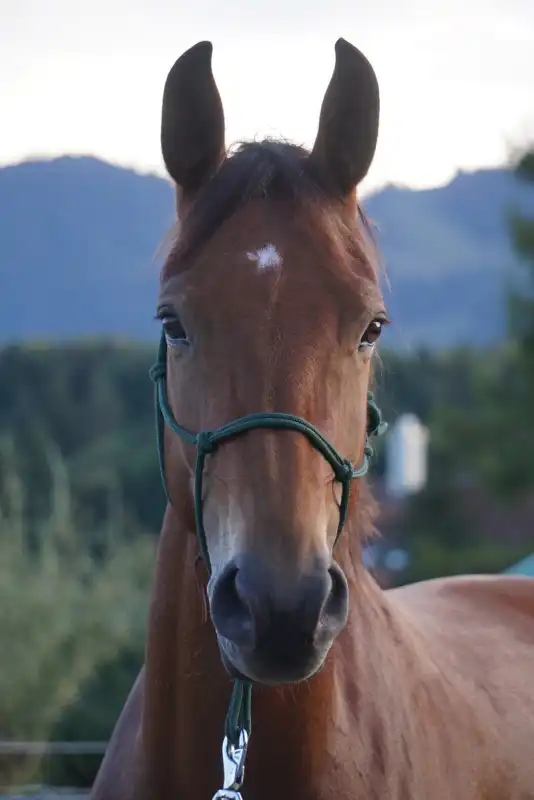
[2,0,534,193]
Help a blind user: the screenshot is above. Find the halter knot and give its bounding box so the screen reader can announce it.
[149,362,166,383]
[336,459,355,483]
[197,431,217,455]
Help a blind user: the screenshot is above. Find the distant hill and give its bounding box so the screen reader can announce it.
[365,169,534,349]
[1,155,533,349]
[0,157,174,342]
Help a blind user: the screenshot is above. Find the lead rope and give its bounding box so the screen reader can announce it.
[149,333,387,799]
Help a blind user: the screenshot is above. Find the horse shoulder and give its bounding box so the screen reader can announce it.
[389,573,534,631]
[90,666,145,800]
[388,574,534,796]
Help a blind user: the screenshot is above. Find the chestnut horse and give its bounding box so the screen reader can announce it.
[91,39,534,800]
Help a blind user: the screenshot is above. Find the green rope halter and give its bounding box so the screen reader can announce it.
[149,332,386,747]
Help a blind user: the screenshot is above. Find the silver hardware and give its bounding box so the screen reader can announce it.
[212,730,249,800]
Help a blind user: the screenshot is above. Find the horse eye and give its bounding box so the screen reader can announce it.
[162,316,188,345]
[360,318,384,348]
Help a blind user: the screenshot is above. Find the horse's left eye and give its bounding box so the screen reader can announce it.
[162,316,188,345]
[359,319,384,348]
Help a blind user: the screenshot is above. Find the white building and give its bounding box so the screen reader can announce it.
[384,413,429,499]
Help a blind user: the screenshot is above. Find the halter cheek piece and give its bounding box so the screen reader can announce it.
[149,332,386,797]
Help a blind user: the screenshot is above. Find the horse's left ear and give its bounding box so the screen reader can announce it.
[161,41,225,200]
[309,38,380,196]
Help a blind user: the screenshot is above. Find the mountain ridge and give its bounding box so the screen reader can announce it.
[1,154,533,349]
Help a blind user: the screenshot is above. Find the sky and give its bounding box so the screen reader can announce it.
[2,0,534,194]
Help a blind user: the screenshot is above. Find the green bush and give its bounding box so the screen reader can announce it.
[0,452,154,786]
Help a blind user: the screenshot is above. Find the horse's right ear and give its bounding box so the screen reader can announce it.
[161,41,225,201]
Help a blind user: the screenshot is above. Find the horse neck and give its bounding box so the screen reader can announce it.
[141,507,432,799]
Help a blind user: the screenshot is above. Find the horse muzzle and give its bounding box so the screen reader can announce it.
[208,552,349,685]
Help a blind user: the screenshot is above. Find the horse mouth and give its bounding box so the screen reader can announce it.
[217,633,331,686]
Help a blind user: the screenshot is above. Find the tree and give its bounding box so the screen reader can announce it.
[423,147,534,498]
[490,147,534,494]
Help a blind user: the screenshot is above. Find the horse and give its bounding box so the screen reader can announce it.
[90,38,534,800]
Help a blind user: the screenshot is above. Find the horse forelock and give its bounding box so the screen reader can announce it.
[162,139,381,285]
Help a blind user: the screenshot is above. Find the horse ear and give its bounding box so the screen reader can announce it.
[309,38,379,196]
[161,41,225,198]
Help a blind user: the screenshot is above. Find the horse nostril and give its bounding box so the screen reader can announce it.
[320,563,349,635]
[209,562,255,648]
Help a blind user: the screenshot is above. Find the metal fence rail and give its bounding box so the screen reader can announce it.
[1,789,89,799]
[0,743,107,757]
[0,742,105,797]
